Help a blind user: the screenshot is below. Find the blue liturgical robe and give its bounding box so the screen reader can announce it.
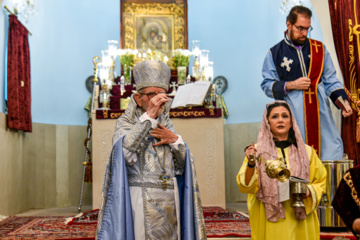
[96,136,205,240]
[261,35,348,160]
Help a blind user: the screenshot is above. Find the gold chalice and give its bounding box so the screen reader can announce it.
[290,182,307,208]
[289,176,309,208]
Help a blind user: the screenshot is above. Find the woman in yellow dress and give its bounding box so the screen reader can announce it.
[237,101,326,240]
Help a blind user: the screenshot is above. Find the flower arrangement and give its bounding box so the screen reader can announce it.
[119,49,135,67]
[119,49,135,82]
[172,49,191,68]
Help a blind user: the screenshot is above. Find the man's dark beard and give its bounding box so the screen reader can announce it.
[289,30,307,46]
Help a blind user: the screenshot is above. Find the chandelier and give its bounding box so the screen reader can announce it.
[14,0,39,23]
[279,0,303,14]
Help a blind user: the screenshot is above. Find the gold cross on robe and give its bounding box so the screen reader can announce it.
[305,88,315,103]
[312,41,321,53]
[159,172,170,190]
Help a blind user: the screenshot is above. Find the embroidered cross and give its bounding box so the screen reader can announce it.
[305,88,315,104]
[280,57,293,72]
[312,41,321,53]
[159,171,170,190]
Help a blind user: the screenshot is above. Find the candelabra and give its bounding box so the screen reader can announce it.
[204,84,216,109]
[120,76,126,96]
[191,40,201,81]
[97,61,112,110]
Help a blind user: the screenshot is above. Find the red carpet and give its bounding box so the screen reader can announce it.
[202,206,251,238]
[205,221,251,238]
[202,206,249,222]
[0,216,96,239]
[0,207,357,239]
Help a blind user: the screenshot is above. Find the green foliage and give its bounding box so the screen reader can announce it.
[172,52,189,68]
[120,54,135,67]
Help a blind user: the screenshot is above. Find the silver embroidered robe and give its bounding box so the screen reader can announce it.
[111,95,203,240]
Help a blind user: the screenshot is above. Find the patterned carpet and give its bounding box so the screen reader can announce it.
[0,216,96,239]
[202,206,251,238]
[0,207,357,239]
[202,206,249,222]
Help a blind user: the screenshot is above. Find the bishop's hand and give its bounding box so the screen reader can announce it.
[151,123,178,147]
[147,94,169,119]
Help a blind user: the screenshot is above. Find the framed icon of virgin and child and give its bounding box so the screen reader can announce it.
[120,0,188,68]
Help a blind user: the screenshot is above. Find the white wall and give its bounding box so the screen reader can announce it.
[0,0,325,126]
[1,0,120,126]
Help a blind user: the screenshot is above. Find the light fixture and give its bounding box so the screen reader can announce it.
[14,0,39,23]
[279,0,303,14]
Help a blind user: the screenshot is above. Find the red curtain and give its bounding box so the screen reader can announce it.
[328,0,360,165]
[7,15,32,132]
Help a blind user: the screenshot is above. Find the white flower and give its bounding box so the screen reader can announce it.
[172,49,191,57]
[118,49,135,56]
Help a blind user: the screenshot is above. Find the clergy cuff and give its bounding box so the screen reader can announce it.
[169,135,184,150]
[329,89,349,108]
[272,81,286,100]
[247,162,256,168]
[240,164,257,187]
[139,112,158,129]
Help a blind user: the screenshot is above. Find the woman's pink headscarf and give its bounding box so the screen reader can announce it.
[255,100,310,222]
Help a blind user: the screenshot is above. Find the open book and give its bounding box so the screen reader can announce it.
[170,81,211,109]
[335,96,350,112]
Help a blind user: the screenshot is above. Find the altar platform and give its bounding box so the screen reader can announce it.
[91,86,227,210]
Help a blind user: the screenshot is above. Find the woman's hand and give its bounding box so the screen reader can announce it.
[245,143,257,160]
[244,142,257,185]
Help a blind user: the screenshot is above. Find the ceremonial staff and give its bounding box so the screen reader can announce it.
[78,56,100,212]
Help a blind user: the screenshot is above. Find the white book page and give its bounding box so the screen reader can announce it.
[170,84,191,108]
[186,82,211,106]
[171,82,211,109]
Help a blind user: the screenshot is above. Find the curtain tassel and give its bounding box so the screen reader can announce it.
[354,108,360,142]
[357,116,360,143]
[84,159,92,183]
